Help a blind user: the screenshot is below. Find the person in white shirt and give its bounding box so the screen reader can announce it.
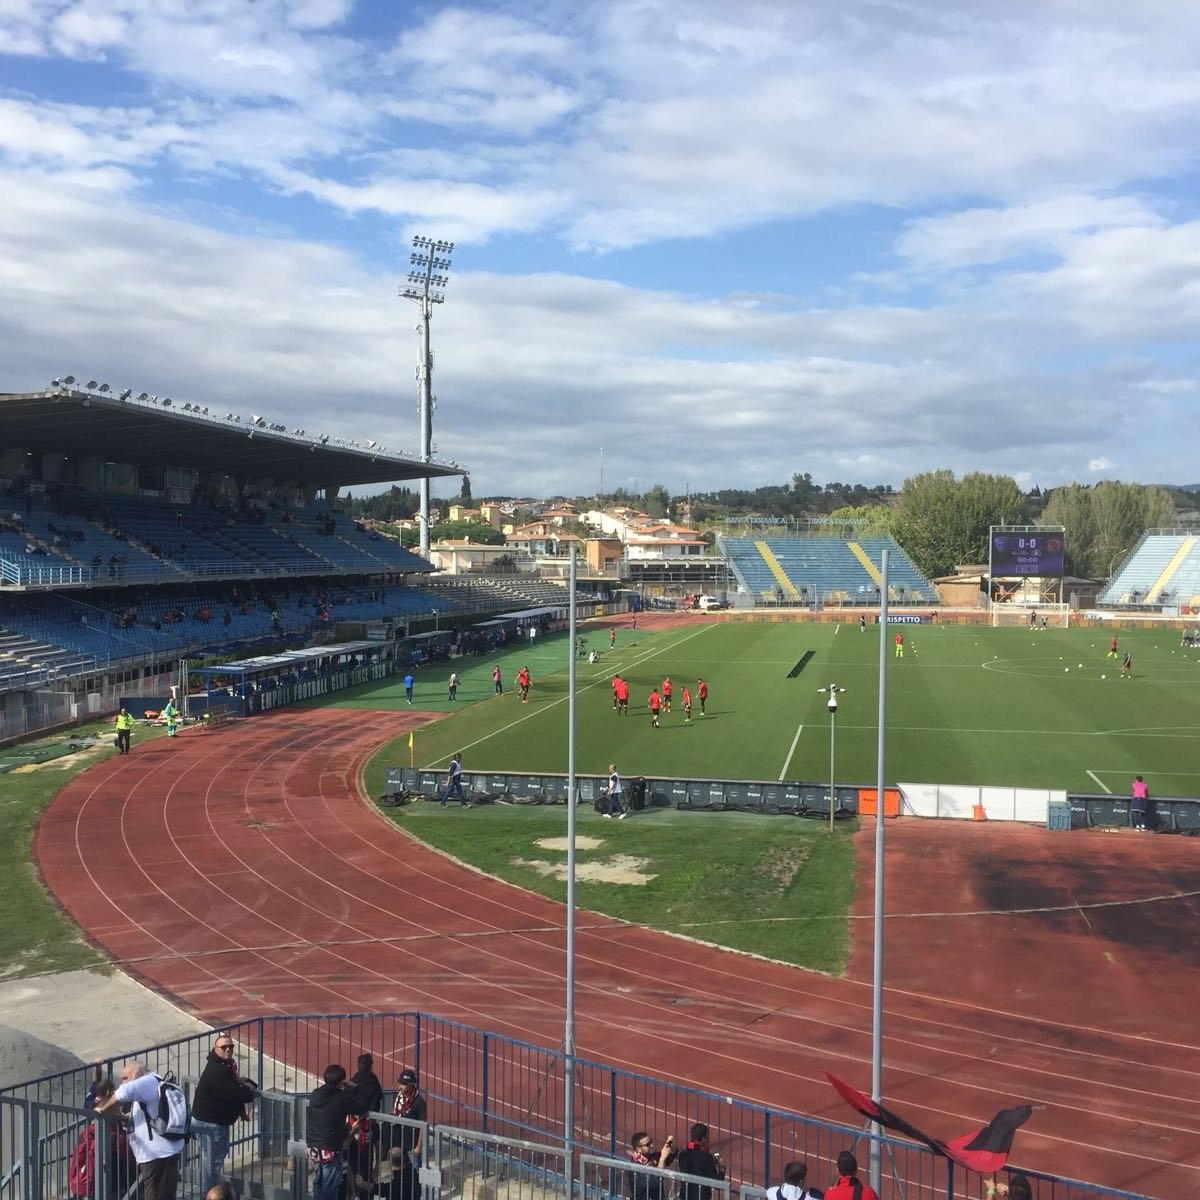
[96,1061,186,1200]
[766,1160,821,1200]
[602,764,625,819]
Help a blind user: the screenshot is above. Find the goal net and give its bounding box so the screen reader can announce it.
[991,605,1070,629]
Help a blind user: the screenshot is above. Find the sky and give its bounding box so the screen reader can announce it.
[2,1,1200,500]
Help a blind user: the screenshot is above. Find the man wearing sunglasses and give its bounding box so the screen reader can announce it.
[628,1131,677,1200]
[192,1034,259,1192]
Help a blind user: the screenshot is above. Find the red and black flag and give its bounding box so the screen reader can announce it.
[824,1072,1032,1174]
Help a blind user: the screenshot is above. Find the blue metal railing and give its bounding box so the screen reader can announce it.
[0,1013,1152,1200]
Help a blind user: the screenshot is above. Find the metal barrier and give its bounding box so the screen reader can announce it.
[0,1013,1151,1200]
[580,1151,731,1200]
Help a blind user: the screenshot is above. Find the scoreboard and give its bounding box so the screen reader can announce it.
[990,530,1065,577]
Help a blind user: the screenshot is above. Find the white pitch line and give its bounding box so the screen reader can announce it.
[779,724,804,781]
[1087,769,1112,794]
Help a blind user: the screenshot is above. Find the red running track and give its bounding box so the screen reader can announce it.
[35,709,1200,1197]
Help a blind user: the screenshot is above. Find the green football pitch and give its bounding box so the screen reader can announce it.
[337,619,1200,798]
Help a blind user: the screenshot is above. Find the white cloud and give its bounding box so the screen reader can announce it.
[1089,458,1114,472]
[0,1,1199,495]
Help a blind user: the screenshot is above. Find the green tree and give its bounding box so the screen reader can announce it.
[827,504,896,536]
[459,474,473,504]
[642,484,671,519]
[894,470,1025,578]
[1044,481,1176,577]
[430,519,506,545]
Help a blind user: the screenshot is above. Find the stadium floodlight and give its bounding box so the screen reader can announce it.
[118,389,132,401]
[403,232,456,557]
[319,434,329,444]
[98,383,110,393]
[366,440,377,448]
[85,380,98,390]
[63,376,76,385]
[251,414,265,427]
[50,378,61,387]
[162,397,172,406]
[817,684,847,832]
[137,392,149,401]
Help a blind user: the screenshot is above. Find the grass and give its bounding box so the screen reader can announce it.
[354,620,1200,795]
[377,801,855,972]
[0,722,117,978]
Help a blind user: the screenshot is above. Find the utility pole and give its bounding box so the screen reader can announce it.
[402,235,454,558]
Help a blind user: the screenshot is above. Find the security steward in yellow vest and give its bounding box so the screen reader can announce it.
[115,707,135,755]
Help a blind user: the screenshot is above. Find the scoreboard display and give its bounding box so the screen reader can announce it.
[990,531,1065,577]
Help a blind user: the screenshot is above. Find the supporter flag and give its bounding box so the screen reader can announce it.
[824,1072,1031,1173]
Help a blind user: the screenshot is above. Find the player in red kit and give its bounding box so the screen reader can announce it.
[680,685,692,722]
[615,676,630,715]
[647,688,661,728]
[661,676,673,713]
[696,677,708,716]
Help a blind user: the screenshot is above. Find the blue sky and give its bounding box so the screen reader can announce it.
[2,0,1200,498]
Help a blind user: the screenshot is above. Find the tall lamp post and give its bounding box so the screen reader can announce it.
[402,235,454,559]
[817,684,846,831]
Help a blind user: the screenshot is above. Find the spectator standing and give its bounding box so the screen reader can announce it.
[387,1068,427,1200]
[824,1151,879,1200]
[603,764,625,819]
[675,1123,725,1200]
[191,1033,258,1193]
[350,1052,385,1184]
[1131,775,1150,832]
[96,1061,186,1200]
[628,1131,677,1200]
[766,1160,822,1200]
[305,1065,367,1200]
[442,753,468,808]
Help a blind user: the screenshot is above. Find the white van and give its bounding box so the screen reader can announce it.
[697,594,727,611]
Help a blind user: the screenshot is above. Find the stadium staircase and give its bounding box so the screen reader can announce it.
[847,540,882,586]
[754,541,800,600]
[1145,536,1196,604]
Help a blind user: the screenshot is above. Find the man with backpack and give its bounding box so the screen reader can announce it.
[96,1061,188,1200]
[766,1160,822,1200]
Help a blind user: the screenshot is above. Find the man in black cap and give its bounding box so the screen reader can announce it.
[388,1068,427,1200]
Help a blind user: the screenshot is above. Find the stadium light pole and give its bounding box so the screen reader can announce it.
[564,546,578,1165]
[401,235,454,559]
[817,684,846,831]
[870,549,890,1194]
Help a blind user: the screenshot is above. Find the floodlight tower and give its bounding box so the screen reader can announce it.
[402,235,455,558]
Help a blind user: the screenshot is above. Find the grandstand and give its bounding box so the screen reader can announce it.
[718,534,935,605]
[0,382,558,738]
[1098,530,1200,609]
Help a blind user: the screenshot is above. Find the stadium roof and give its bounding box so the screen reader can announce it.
[0,387,465,488]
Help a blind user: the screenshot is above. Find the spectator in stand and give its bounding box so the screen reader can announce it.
[305,1065,368,1200]
[675,1123,725,1200]
[766,1160,821,1200]
[386,1068,427,1200]
[349,1052,385,1185]
[191,1033,259,1192]
[96,1061,186,1200]
[824,1151,878,1200]
[628,1130,677,1200]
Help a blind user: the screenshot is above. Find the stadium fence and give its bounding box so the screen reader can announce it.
[0,1012,1150,1200]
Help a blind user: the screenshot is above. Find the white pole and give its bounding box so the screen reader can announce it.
[869,550,890,1193]
[563,548,577,1164]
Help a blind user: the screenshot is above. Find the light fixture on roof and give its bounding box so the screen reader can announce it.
[63,376,76,385]
[85,380,98,390]
[319,434,329,444]
[162,397,172,406]
[251,414,265,427]
[118,389,132,401]
[182,402,192,411]
[150,395,158,402]
[50,378,61,387]
[98,383,110,393]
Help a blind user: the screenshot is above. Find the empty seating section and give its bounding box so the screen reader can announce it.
[719,536,934,603]
[1099,534,1200,606]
